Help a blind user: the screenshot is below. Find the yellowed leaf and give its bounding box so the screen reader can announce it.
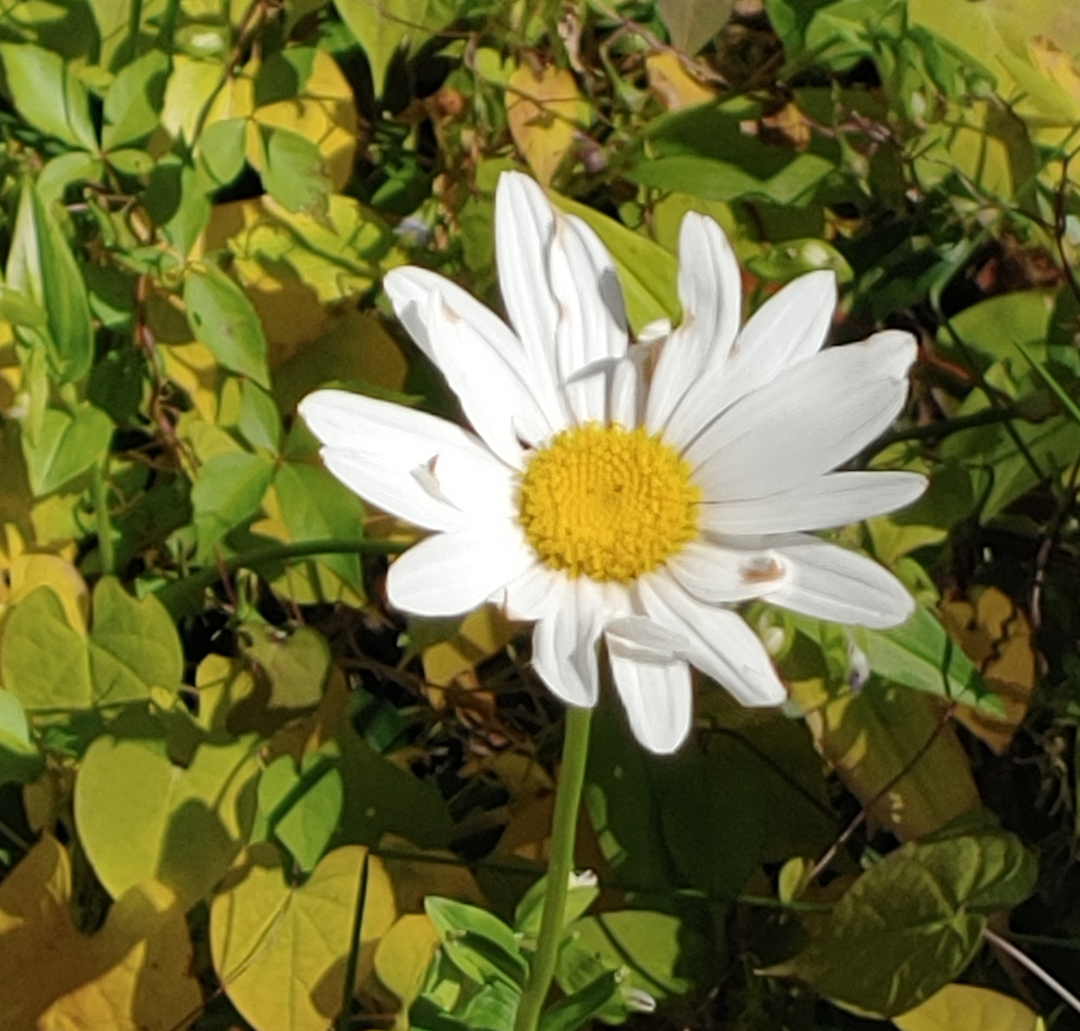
[253,50,359,190]
[9,553,89,633]
[422,606,517,689]
[373,914,440,1027]
[943,587,1036,754]
[792,681,980,840]
[162,55,224,142]
[211,843,396,1031]
[506,64,587,186]
[0,836,201,1031]
[893,983,1039,1031]
[645,51,716,110]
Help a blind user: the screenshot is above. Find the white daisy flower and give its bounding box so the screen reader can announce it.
[299,172,926,755]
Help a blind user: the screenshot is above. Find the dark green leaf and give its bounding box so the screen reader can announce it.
[771,830,1037,1016]
[184,266,271,387]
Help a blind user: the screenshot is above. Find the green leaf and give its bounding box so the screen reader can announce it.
[658,744,765,900]
[102,49,170,150]
[198,117,248,186]
[339,732,454,849]
[260,128,331,216]
[539,970,621,1031]
[0,689,44,785]
[657,0,736,54]
[0,578,183,711]
[241,623,330,710]
[37,151,106,206]
[7,181,96,383]
[853,606,1000,713]
[514,872,599,940]
[333,0,455,95]
[0,43,97,149]
[21,404,113,497]
[425,896,529,989]
[184,265,271,387]
[191,451,276,559]
[75,728,259,908]
[257,748,343,872]
[89,576,185,705]
[770,830,1037,1016]
[211,844,396,1031]
[558,910,702,1013]
[630,101,836,205]
[273,461,366,588]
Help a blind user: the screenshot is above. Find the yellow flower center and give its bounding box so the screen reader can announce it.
[517,424,701,583]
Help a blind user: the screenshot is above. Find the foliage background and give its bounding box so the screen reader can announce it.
[0,0,1079,1028]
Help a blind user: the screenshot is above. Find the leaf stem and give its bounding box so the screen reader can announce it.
[92,461,115,576]
[155,536,406,614]
[514,705,593,1031]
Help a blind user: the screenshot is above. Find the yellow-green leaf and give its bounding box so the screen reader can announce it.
[211,843,396,1031]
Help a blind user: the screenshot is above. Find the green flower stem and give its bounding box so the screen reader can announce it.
[514,704,593,1031]
[155,537,406,615]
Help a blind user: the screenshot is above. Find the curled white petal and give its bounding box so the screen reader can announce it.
[299,389,511,532]
[606,632,694,755]
[766,533,916,628]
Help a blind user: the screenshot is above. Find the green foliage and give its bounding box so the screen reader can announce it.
[0,0,1075,1029]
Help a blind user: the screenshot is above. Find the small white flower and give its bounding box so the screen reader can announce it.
[299,172,925,754]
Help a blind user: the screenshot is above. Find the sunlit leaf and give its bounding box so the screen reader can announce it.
[893,984,1039,1031]
[1,578,183,711]
[506,64,588,187]
[211,843,396,1031]
[0,835,202,1031]
[75,727,259,908]
[0,43,97,150]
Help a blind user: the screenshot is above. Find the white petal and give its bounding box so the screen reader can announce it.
[605,615,689,657]
[384,266,527,377]
[699,471,928,535]
[609,354,642,428]
[499,563,564,621]
[666,539,787,604]
[422,288,553,465]
[687,330,917,500]
[532,578,626,708]
[494,173,566,423]
[387,522,534,617]
[638,573,787,707]
[767,534,916,628]
[664,270,837,450]
[646,213,740,434]
[549,214,629,422]
[606,638,693,755]
[299,389,510,531]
